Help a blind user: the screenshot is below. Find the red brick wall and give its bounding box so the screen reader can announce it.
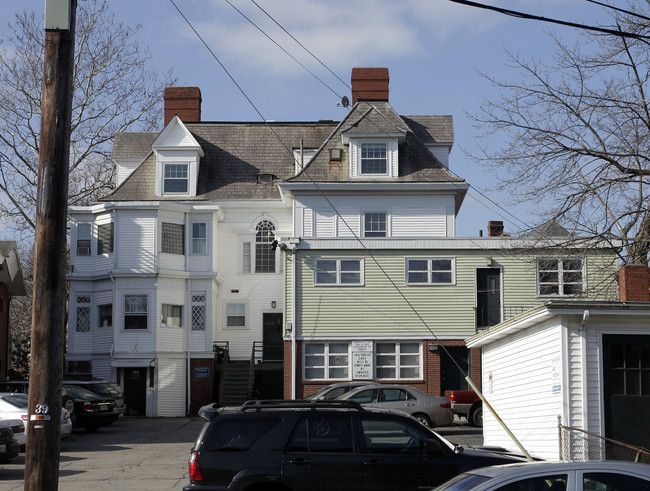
[619,265,650,302]
[286,339,479,399]
[351,67,389,105]
[164,86,202,125]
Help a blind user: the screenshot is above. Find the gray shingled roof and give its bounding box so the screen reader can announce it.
[288,101,464,183]
[105,100,462,201]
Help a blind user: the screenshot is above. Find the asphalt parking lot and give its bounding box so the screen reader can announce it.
[0,416,482,490]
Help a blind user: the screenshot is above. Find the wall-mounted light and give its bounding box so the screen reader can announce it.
[285,322,293,336]
[231,289,239,293]
[271,301,277,309]
[486,257,493,266]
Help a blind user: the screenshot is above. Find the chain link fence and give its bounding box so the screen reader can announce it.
[558,417,650,463]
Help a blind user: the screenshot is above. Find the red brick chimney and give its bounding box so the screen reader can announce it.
[164,86,202,126]
[488,221,504,237]
[619,265,650,302]
[351,68,389,105]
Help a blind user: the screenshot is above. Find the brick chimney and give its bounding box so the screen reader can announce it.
[488,221,504,237]
[619,265,650,302]
[164,86,202,126]
[351,67,389,105]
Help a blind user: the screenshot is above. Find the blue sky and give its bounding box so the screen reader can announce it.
[2,0,612,237]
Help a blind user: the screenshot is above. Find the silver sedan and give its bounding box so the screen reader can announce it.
[338,384,453,427]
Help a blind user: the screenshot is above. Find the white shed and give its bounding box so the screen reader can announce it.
[466,301,650,460]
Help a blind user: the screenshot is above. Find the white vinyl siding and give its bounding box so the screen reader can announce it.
[157,359,186,417]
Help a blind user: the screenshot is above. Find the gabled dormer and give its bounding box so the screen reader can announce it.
[342,68,407,179]
[152,115,204,197]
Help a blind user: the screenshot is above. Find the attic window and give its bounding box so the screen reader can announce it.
[257,173,274,184]
[163,163,189,193]
[361,143,387,174]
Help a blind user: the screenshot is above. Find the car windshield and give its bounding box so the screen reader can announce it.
[65,385,102,399]
[88,383,121,397]
[0,394,28,409]
[433,472,491,490]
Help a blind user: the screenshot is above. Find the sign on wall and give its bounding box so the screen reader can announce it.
[352,340,373,379]
[194,367,210,378]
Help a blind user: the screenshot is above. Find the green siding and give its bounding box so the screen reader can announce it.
[288,248,619,338]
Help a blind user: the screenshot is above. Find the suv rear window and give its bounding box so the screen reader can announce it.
[204,417,281,451]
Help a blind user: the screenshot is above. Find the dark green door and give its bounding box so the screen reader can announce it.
[476,268,501,329]
[263,313,283,361]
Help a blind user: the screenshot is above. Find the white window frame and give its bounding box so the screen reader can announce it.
[537,257,585,297]
[77,223,91,256]
[375,342,422,380]
[363,211,388,237]
[191,222,207,255]
[242,241,252,273]
[255,220,276,273]
[405,258,455,285]
[97,222,114,255]
[75,296,91,333]
[124,294,148,330]
[360,142,388,175]
[349,139,398,178]
[303,342,351,381]
[226,303,246,328]
[161,222,185,255]
[293,148,317,173]
[98,304,112,328]
[162,162,190,195]
[314,258,364,286]
[161,304,183,327]
[191,293,206,331]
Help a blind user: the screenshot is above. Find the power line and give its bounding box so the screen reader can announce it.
[446,0,650,40]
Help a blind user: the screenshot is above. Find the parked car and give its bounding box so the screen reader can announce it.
[305,381,381,400]
[433,460,650,490]
[185,399,527,491]
[0,421,20,464]
[0,380,75,422]
[338,384,454,427]
[0,393,72,448]
[443,389,483,427]
[63,385,118,432]
[64,379,126,418]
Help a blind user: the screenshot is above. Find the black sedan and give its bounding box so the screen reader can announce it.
[64,385,117,432]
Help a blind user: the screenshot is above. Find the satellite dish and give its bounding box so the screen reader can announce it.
[341,96,350,108]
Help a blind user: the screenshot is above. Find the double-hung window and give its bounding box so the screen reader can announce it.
[406,258,454,284]
[364,212,387,237]
[124,295,148,330]
[304,342,350,380]
[191,223,207,254]
[537,258,584,296]
[375,342,421,380]
[77,223,91,256]
[361,142,387,175]
[97,223,114,255]
[226,303,246,328]
[98,304,112,328]
[162,222,185,255]
[163,163,189,193]
[315,259,362,285]
[76,296,91,332]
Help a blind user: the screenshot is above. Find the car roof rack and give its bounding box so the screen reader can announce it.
[239,399,364,412]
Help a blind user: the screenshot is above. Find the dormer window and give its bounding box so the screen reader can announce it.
[257,173,274,184]
[164,163,189,194]
[349,139,398,178]
[361,143,387,175]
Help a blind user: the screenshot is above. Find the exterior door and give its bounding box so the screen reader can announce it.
[602,334,650,449]
[263,313,283,361]
[123,367,147,416]
[476,268,501,329]
[440,346,469,393]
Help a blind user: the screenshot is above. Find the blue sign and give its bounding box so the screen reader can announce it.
[194,367,210,378]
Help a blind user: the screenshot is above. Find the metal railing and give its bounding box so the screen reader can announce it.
[475,306,531,330]
[213,341,229,364]
[251,340,284,364]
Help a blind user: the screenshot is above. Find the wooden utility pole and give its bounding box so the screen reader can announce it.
[25,1,76,489]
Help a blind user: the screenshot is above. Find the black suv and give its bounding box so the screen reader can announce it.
[184,400,526,491]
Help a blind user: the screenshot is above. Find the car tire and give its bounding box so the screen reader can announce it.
[469,404,483,427]
[85,424,99,433]
[413,413,432,427]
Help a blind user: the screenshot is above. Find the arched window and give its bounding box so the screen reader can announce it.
[255,220,275,273]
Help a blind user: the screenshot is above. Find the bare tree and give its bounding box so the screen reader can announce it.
[0,0,174,241]
[471,1,650,265]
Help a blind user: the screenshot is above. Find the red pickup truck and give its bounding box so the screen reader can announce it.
[443,389,483,427]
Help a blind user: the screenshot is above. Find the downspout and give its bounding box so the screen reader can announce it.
[185,212,192,416]
[291,243,297,399]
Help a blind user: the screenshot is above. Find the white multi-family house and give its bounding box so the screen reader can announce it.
[66,69,620,417]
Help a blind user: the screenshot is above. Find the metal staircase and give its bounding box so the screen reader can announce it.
[218,363,251,405]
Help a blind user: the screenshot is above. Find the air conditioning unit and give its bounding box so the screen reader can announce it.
[77,246,90,256]
[330,148,342,161]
